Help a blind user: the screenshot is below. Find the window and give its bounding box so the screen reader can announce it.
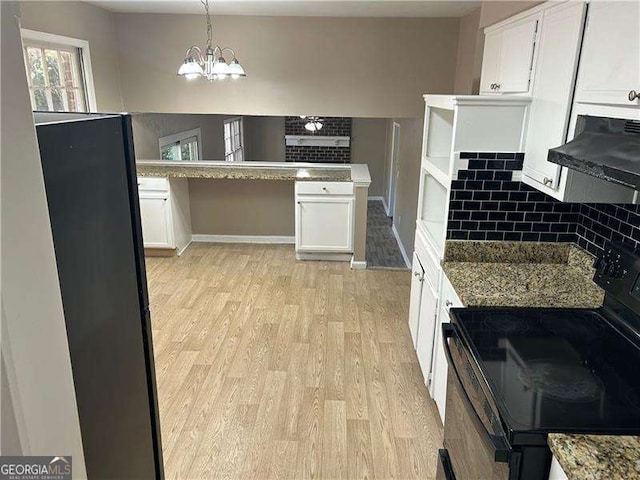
[224,117,244,162]
[159,128,202,161]
[21,29,95,112]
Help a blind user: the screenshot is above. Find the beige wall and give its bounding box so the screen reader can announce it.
[479,0,543,27]
[113,13,459,118]
[243,116,285,162]
[1,2,86,473]
[19,1,123,111]
[351,118,389,197]
[454,7,483,94]
[189,179,295,236]
[386,118,423,256]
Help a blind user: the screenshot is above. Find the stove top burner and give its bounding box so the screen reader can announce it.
[517,360,603,402]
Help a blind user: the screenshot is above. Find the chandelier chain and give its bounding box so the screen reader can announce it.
[201,0,212,50]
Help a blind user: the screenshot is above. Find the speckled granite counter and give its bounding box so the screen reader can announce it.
[443,241,639,478]
[548,434,640,480]
[136,160,352,182]
[442,241,604,308]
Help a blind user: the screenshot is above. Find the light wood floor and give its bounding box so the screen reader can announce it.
[146,243,443,480]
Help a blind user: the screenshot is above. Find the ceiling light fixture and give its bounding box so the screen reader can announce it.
[300,115,324,132]
[177,0,246,81]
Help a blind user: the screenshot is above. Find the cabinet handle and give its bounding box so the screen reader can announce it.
[414,271,424,282]
[495,83,501,90]
[445,300,453,307]
[322,187,328,192]
[543,177,553,186]
[490,83,495,90]
[629,90,639,102]
[297,201,301,204]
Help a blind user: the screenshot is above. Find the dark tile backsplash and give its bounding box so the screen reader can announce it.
[446,152,640,256]
[284,116,352,163]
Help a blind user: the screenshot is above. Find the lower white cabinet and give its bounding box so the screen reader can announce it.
[415,272,439,384]
[548,455,569,480]
[139,195,172,247]
[137,176,192,254]
[430,273,463,423]
[295,181,354,254]
[408,252,425,347]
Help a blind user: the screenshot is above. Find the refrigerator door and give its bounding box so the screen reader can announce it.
[37,115,163,479]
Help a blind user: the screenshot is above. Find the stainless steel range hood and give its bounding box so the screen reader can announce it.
[548,115,640,190]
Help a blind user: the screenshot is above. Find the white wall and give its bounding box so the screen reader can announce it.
[113,13,460,118]
[1,3,86,476]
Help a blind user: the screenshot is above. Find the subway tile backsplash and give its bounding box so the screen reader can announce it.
[446,152,640,256]
[285,116,352,163]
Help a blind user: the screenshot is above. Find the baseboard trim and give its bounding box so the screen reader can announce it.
[176,240,192,256]
[192,234,295,244]
[368,196,390,216]
[296,252,352,262]
[391,224,412,269]
[350,258,367,270]
[144,247,176,257]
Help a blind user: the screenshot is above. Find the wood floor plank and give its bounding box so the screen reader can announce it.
[146,243,442,480]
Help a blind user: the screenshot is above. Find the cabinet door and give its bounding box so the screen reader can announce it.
[139,195,172,248]
[295,196,354,252]
[480,31,502,94]
[575,1,640,106]
[408,252,425,348]
[415,275,439,385]
[523,2,586,190]
[497,16,539,93]
[430,275,463,422]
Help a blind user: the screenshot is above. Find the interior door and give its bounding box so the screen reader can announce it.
[497,16,539,93]
[408,252,425,348]
[416,275,439,386]
[523,2,587,190]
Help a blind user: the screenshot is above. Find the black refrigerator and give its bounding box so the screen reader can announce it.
[35,112,164,479]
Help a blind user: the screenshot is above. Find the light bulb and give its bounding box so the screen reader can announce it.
[231,74,240,80]
[185,73,200,80]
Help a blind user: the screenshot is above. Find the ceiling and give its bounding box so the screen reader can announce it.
[87,0,481,18]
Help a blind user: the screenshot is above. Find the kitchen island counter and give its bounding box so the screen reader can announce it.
[136,160,355,183]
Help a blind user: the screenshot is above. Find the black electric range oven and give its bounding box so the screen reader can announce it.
[437,242,640,480]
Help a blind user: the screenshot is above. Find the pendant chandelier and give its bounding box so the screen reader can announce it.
[177,0,246,81]
[300,116,324,132]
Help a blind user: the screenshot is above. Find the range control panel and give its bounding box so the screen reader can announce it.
[594,242,640,310]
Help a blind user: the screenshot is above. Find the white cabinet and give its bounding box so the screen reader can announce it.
[415,273,439,385]
[295,181,354,255]
[548,455,569,480]
[430,273,463,423]
[574,1,640,107]
[523,2,586,190]
[480,14,540,94]
[139,195,171,247]
[137,176,192,255]
[408,252,425,347]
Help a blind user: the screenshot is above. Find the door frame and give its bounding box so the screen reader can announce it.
[387,121,400,217]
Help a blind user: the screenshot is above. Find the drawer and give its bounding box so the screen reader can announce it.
[137,176,169,192]
[295,181,354,196]
[415,228,441,289]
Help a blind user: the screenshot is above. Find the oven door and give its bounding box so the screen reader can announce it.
[441,323,518,480]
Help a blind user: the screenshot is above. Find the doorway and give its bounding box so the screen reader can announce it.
[387,121,400,217]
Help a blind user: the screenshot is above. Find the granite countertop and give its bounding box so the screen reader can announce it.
[548,434,640,479]
[443,241,638,478]
[135,160,352,182]
[442,241,604,308]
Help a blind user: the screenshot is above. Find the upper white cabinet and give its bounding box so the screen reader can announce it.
[295,181,354,255]
[523,2,586,191]
[480,13,541,94]
[520,0,639,202]
[574,1,640,107]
